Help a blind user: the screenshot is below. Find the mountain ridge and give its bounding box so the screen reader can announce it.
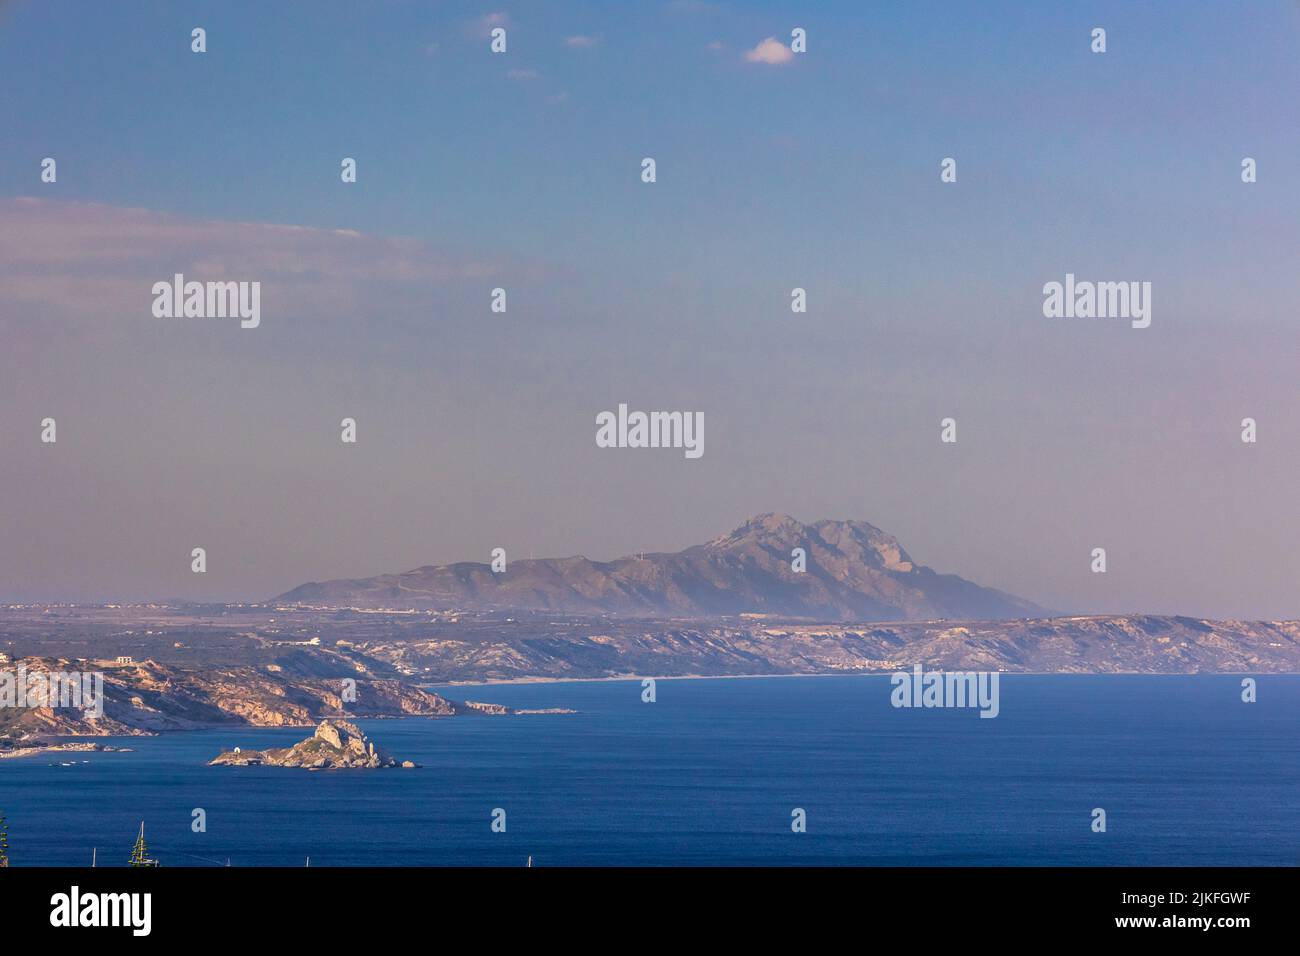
[274,513,1048,622]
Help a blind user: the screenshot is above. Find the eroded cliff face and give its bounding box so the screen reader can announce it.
[0,657,460,741]
[209,719,417,769]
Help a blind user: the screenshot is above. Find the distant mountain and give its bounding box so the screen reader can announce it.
[274,513,1048,622]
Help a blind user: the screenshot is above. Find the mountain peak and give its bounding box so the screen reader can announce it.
[711,512,806,544]
[709,514,913,573]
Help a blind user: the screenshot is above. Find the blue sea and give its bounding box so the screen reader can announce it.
[2,675,1297,866]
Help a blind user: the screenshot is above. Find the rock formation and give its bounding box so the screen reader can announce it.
[209,719,417,769]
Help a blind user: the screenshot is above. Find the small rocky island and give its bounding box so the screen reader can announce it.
[209,719,418,770]
[0,741,134,760]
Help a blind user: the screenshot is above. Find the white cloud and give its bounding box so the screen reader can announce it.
[506,68,538,80]
[565,35,599,48]
[476,12,510,36]
[744,36,794,65]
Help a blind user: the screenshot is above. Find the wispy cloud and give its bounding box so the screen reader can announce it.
[475,11,510,36]
[506,68,538,81]
[744,36,794,66]
[0,198,502,338]
[564,35,599,49]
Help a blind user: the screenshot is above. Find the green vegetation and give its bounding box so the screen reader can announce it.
[129,822,156,867]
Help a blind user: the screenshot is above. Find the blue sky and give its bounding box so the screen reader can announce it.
[6,1,1295,274]
[2,1,1299,616]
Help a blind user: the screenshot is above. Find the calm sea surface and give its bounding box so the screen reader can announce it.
[2,675,1296,866]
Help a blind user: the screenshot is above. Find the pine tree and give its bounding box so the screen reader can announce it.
[0,810,10,867]
[128,821,153,867]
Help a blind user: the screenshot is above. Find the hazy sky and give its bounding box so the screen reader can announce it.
[2,1,1299,618]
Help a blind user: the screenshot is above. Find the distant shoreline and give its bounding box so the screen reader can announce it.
[431,670,1298,689]
[5,674,1293,750]
[0,742,134,760]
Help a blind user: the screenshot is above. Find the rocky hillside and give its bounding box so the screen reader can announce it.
[0,656,479,741]
[209,719,416,769]
[275,513,1046,621]
[346,614,1300,680]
